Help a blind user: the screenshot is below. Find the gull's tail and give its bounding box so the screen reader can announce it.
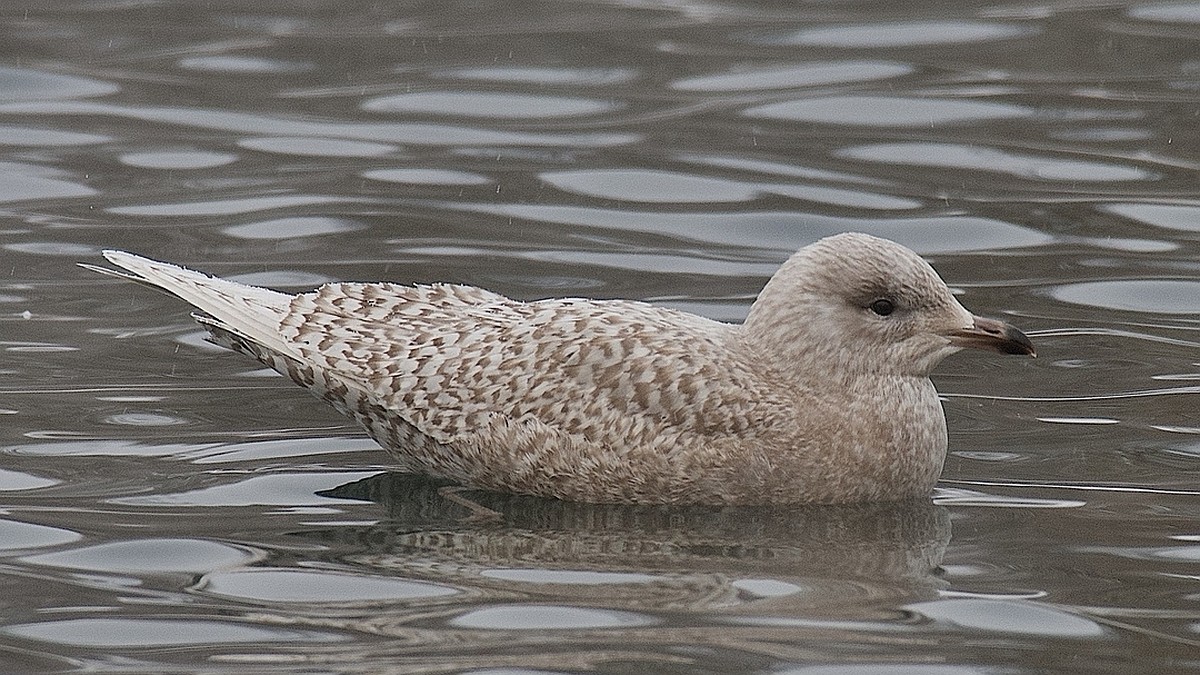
[80,251,294,356]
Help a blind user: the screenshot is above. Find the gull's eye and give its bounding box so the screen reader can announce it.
[869,298,895,316]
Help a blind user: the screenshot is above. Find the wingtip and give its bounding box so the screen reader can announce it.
[81,250,169,284]
[100,249,145,266]
[78,259,145,283]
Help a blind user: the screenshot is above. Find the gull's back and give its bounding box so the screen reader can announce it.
[91,252,796,504]
[286,282,778,443]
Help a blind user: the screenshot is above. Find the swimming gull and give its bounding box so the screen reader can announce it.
[84,232,1034,505]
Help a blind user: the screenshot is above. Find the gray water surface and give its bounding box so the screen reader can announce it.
[2,1,1199,672]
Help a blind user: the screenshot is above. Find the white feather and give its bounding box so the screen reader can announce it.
[96,250,293,356]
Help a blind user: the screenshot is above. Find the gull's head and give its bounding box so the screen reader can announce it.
[744,232,1034,379]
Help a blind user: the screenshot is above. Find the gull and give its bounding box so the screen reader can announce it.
[84,233,1034,505]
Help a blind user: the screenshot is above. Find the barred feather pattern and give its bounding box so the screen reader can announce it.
[256,283,793,504]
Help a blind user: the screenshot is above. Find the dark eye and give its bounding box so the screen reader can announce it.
[869,298,895,316]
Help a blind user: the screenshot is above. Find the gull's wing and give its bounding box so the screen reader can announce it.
[283,282,774,445]
[88,252,787,502]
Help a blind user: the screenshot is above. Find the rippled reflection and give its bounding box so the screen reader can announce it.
[3,618,343,648]
[1104,202,1200,231]
[2,0,1199,671]
[118,150,239,169]
[840,142,1153,182]
[238,136,398,157]
[744,96,1031,126]
[0,65,118,100]
[906,599,1105,637]
[1052,280,1200,313]
[199,567,459,603]
[452,202,1052,253]
[1128,3,1200,22]
[0,520,80,551]
[362,92,619,118]
[178,55,315,74]
[319,473,951,585]
[0,162,95,203]
[23,538,257,573]
[222,216,365,240]
[363,168,491,185]
[768,20,1034,47]
[671,61,913,91]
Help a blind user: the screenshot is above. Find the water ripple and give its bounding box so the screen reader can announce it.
[768,20,1035,47]
[0,101,640,147]
[0,519,81,551]
[1104,202,1200,231]
[0,468,58,491]
[362,92,619,119]
[540,168,920,209]
[2,618,343,648]
[676,154,887,185]
[119,150,239,169]
[1128,3,1200,23]
[223,216,365,240]
[934,488,1086,508]
[23,538,257,573]
[199,567,458,603]
[942,480,1200,497]
[840,142,1154,182]
[363,168,491,186]
[906,599,1104,637]
[111,472,382,507]
[450,202,1051,253]
[432,66,637,86]
[671,60,913,91]
[744,95,1032,126]
[108,194,359,217]
[451,604,656,630]
[178,55,314,74]
[0,125,109,146]
[238,136,398,157]
[0,162,95,203]
[1051,280,1200,313]
[0,65,118,100]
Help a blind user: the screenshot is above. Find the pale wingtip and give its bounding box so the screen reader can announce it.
[100,249,153,267]
[78,259,143,283]
[80,250,181,286]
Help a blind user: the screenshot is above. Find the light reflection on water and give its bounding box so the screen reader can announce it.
[1,0,1199,671]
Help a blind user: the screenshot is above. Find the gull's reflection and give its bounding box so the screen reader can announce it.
[311,472,950,615]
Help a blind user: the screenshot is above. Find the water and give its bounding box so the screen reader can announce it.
[2,0,1199,672]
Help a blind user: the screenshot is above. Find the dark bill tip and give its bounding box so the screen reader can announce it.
[948,316,1036,357]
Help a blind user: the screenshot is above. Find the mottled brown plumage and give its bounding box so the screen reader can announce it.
[87,233,1033,505]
